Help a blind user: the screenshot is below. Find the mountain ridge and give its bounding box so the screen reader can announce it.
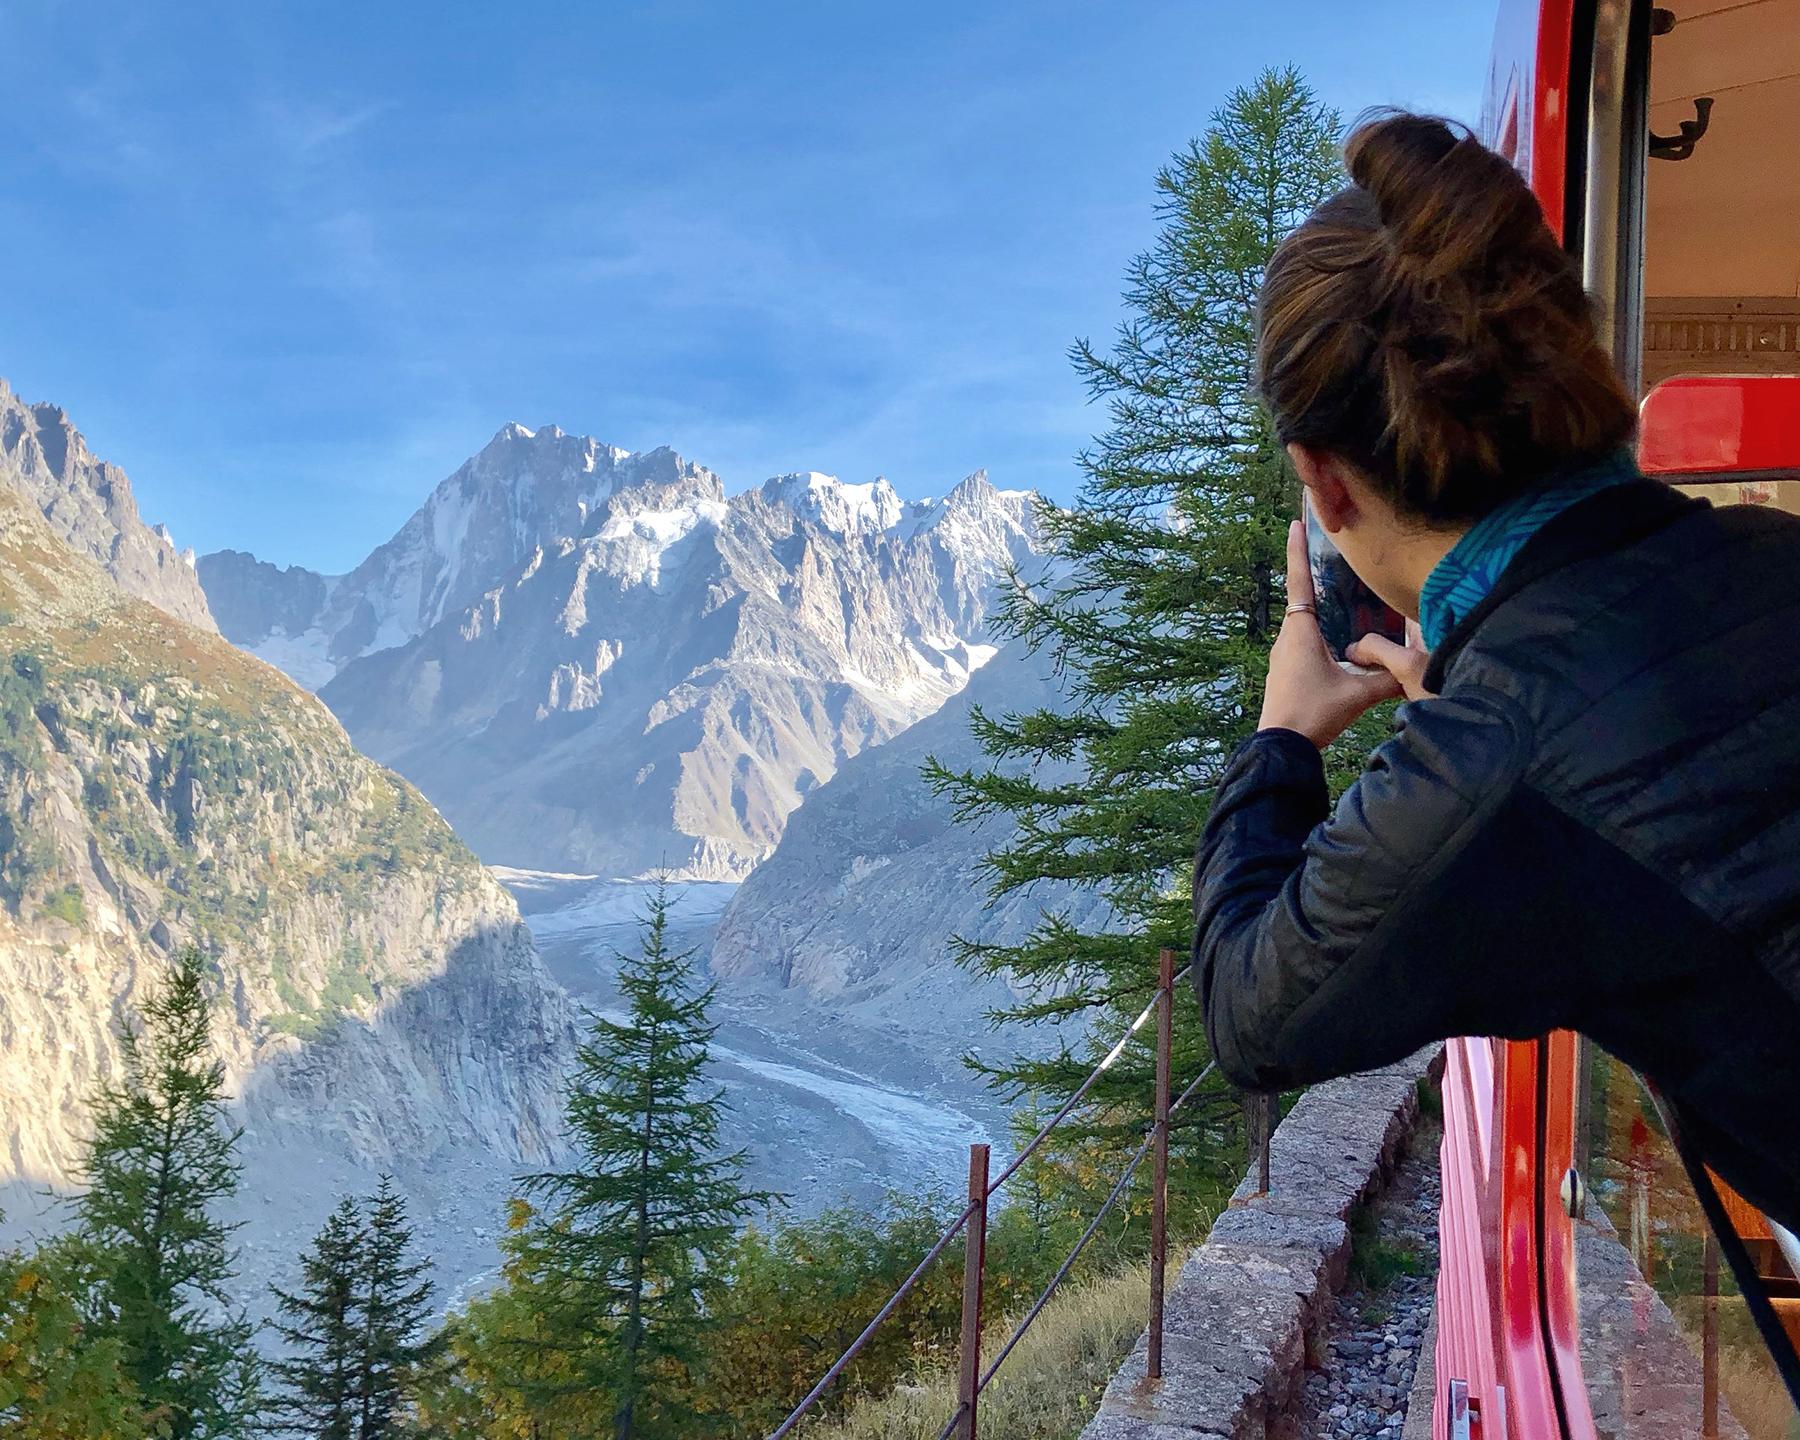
[710,635,1112,1017]
[199,424,725,689]
[201,423,1045,879]
[0,476,574,1196]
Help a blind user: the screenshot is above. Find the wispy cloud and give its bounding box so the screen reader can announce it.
[0,0,1495,571]
[261,97,390,161]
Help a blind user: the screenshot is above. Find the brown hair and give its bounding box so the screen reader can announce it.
[1256,112,1635,524]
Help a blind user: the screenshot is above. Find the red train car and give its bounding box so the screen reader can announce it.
[1434,3,1800,1436]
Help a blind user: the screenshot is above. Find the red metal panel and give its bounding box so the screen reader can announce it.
[1496,1039,1563,1439]
[1639,376,1800,475]
[1541,1031,1599,1438]
[1454,9,1593,1440]
[1435,1034,1596,1438]
[1484,0,1577,236]
[1435,1037,1505,1440]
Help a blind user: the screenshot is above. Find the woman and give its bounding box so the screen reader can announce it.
[1191,113,1800,1248]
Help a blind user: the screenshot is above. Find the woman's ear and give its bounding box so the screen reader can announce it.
[1288,443,1359,534]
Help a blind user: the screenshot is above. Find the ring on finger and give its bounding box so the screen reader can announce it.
[1285,603,1317,616]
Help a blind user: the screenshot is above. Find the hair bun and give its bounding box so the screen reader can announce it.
[1345,112,1533,269]
[1255,111,1636,525]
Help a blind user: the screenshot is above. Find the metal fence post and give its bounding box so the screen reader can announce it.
[1148,947,1175,1379]
[1702,1232,1720,1438]
[958,1143,990,1440]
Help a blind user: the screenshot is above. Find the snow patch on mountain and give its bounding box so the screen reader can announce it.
[762,471,906,535]
[246,627,341,692]
[592,496,729,588]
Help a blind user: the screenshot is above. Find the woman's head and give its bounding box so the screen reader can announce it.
[1257,113,1635,540]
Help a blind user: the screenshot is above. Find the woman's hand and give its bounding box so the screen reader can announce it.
[1258,521,1426,748]
[1345,621,1434,702]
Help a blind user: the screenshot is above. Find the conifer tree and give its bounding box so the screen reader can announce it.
[271,1179,445,1440]
[270,1198,365,1440]
[354,1176,445,1438]
[515,880,767,1440]
[929,69,1357,1169]
[70,945,261,1439]
[415,1204,587,1439]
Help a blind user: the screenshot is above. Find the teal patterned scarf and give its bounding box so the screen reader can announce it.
[1418,450,1640,651]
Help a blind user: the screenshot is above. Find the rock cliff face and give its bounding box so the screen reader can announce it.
[0,484,572,1193]
[0,378,215,633]
[709,638,1110,1021]
[194,550,331,682]
[200,424,1042,880]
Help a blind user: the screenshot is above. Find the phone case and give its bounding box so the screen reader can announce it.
[1302,498,1407,661]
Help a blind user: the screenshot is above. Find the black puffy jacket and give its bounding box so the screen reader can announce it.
[1192,477,1800,1233]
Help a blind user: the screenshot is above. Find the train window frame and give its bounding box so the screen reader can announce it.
[1580,0,1652,397]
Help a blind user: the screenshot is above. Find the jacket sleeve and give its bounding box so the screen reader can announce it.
[1193,689,1544,1090]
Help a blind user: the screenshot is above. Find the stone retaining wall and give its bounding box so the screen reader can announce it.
[1081,1050,1441,1440]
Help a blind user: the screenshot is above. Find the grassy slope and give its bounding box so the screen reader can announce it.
[816,1264,1152,1440]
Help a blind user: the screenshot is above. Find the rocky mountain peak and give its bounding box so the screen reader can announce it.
[198,423,734,689]
[0,376,216,632]
[889,470,1040,576]
[759,470,906,537]
[939,468,1035,519]
[198,414,1047,880]
[945,467,994,502]
[611,445,726,513]
[455,428,724,538]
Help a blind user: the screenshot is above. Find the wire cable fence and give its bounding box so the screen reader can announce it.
[766,948,1269,1440]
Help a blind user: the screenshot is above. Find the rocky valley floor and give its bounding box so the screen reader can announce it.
[505,869,1021,1214]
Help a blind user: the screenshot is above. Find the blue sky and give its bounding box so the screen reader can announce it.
[1,1,1495,573]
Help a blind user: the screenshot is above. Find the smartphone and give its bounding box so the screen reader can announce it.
[1302,495,1407,662]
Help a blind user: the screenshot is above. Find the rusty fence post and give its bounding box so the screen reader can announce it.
[1148,947,1175,1379]
[957,1143,990,1440]
[1702,1231,1720,1439]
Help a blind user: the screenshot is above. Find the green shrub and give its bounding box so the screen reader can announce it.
[38,884,85,927]
[0,815,54,910]
[1347,1201,1426,1294]
[267,1011,321,1040]
[321,966,376,1012]
[0,652,47,777]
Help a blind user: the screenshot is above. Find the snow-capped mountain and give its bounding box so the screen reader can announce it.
[199,425,712,689]
[200,423,1043,879]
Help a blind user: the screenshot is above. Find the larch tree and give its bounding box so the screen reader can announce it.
[69,945,262,1439]
[928,68,1363,1181]
[0,1236,147,1440]
[354,1176,446,1438]
[270,1198,365,1440]
[514,881,768,1440]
